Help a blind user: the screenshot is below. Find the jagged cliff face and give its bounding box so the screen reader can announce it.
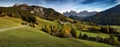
[14,4,29,10]
[13,4,67,21]
[14,4,44,16]
[32,7,44,16]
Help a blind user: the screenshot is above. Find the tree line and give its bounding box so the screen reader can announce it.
[76,25,119,34]
[41,24,120,47]
[41,24,72,38]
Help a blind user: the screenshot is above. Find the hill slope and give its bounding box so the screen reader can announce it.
[0,7,37,25]
[0,16,115,47]
[0,26,115,47]
[0,16,22,29]
[84,4,120,25]
[13,4,68,21]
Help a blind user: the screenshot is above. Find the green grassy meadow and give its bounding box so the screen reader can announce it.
[0,17,115,47]
[0,26,115,47]
[78,30,110,38]
[0,16,22,29]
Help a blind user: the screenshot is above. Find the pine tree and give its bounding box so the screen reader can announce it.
[79,32,82,39]
[82,34,88,40]
[118,35,120,41]
[71,28,78,38]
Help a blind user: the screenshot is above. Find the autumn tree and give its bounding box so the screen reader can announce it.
[59,27,69,38]
[44,25,51,34]
[51,26,60,36]
[59,24,72,38]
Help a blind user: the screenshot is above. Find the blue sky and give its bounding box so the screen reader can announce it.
[0,0,120,13]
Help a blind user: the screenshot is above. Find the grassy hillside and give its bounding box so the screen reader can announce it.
[0,7,37,27]
[0,16,57,29]
[83,4,120,25]
[0,17,115,47]
[0,26,115,47]
[36,17,58,26]
[78,30,110,38]
[0,16,22,29]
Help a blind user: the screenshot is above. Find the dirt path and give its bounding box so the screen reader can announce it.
[0,25,25,32]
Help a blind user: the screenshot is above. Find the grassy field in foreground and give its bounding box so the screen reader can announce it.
[0,26,115,47]
[0,17,115,47]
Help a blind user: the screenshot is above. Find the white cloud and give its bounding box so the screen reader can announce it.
[116,0,120,4]
[34,0,88,13]
[39,0,112,13]
[0,0,118,13]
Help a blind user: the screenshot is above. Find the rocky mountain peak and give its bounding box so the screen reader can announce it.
[13,3,29,7]
[63,10,98,17]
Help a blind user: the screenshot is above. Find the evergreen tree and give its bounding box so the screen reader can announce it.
[71,28,78,38]
[82,34,88,40]
[118,35,120,41]
[109,27,117,33]
[79,32,82,39]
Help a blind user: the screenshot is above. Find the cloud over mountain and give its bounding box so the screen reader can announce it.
[0,0,119,13]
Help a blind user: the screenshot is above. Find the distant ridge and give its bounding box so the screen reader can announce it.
[84,4,120,25]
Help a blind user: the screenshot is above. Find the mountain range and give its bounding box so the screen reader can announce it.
[63,4,120,25]
[63,10,98,17]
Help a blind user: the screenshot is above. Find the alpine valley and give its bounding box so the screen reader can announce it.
[0,1,120,47]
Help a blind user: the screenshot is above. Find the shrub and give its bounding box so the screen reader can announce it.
[95,36,103,42]
[108,35,115,45]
